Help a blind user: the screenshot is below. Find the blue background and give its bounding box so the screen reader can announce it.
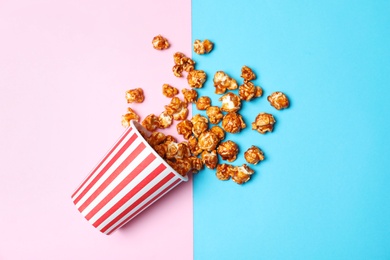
[192,0,390,259]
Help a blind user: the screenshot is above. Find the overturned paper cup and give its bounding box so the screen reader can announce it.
[71,120,188,235]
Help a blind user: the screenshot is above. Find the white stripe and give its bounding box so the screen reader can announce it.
[88,155,160,223]
[80,141,150,216]
[101,172,180,234]
[75,135,142,209]
[72,127,135,200]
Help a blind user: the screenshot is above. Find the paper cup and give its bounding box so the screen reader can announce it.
[71,120,188,235]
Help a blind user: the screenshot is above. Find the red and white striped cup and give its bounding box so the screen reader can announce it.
[71,120,188,235]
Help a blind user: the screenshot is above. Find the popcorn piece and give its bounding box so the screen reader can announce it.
[125,88,145,103]
[182,88,198,104]
[206,106,223,124]
[239,82,263,101]
[152,35,170,50]
[240,65,256,81]
[175,142,191,160]
[173,52,186,65]
[165,135,177,143]
[172,64,184,77]
[193,39,214,54]
[219,92,241,112]
[176,120,193,140]
[173,106,189,121]
[231,164,254,185]
[198,131,219,151]
[210,125,225,141]
[171,158,192,177]
[147,131,166,147]
[165,97,183,115]
[244,145,265,165]
[201,150,218,169]
[142,114,159,132]
[181,57,195,72]
[165,141,179,159]
[188,136,203,156]
[187,70,207,88]
[158,111,173,129]
[154,143,168,158]
[267,91,290,110]
[191,114,208,138]
[252,113,276,134]
[196,96,211,110]
[222,112,246,133]
[217,140,239,162]
[213,71,238,94]
[189,156,203,172]
[121,107,140,127]
[216,164,235,181]
[162,84,179,98]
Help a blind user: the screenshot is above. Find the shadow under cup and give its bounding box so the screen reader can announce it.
[71,120,188,235]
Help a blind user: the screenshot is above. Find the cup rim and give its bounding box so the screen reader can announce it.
[129,120,189,182]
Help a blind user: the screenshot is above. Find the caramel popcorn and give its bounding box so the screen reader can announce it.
[206,106,223,124]
[239,82,263,101]
[189,156,203,172]
[252,113,276,134]
[213,71,238,94]
[173,106,189,121]
[158,111,173,129]
[219,92,241,112]
[188,136,203,156]
[244,145,265,165]
[193,39,214,54]
[176,120,193,140]
[173,52,186,65]
[201,150,218,169]
[267,91,289,110]
[175,142,191,160]
[197,131,219,151]
[181,57,196,72]
[153,143,167,158]
[125,88,145,103]
[172,64,184,77]
[210,125,225,141]
[173,52,195,76]
[147,131,166,147]
[162,84,179,98]
[121,107,140,127]
[182,88,198,104]
[187,70,206,88]
[165,141,179,159]
[240,65,256,81]
[165,97,183,115]
[196,96,211,110]
[191,114,208,138]
[217,140,239,162]
[142,114,159,132]
[216,164,235,181]
[152,35,170,50]
[222,112,246,133]
[170,158,192,176]
[231,164,254,184]
[165,135,177,143]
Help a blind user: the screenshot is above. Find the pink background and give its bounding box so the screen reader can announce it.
[0,0,192,259]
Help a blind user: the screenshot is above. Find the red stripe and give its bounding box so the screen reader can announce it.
[78,141,146,212]
[106,176,181,235]
[95,165,171,232]
[73,132,138,205]
[85,152,157,220]
[72,127,133,199]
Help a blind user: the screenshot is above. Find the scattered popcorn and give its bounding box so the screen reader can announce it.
[152,35,170,50]
[217,140,239,162]
[125,88,145,103]
[147,131,166,147]
[239,82,263,101]
[222,112,246,133]
[162,84,179,98]
[141,114,159,132]
[189,156,204,172]
[165,97,184,116]
[175,143,191,160]
[170,158,192,176]
[172,64,184,77]
[206,106,223,124]
[158,111,173,129]
[231,164,254,185]
[252,113,276,134]
[267,91,290,110]
[197,131,219,151]
[176,120,193,140]
[154,143,168,158]
[193,39,214,54]
[216,164,235,181]
[213,71,238,94]
[173,52,186,65]
[121,107,140,127]
[173,52,195,77]
[219,92,241,112]
[188,136,203,156]
[210,125,225,141]
[244,146,265,165]
[240,65,256,81]
[191,114,208,138]
[187,70,207,88]
[172,106,189,121]
[196,96,211,110]
[182,88,198,104]
[201,150,218,169]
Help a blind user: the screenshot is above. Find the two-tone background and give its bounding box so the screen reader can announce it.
[1,0,389,259]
